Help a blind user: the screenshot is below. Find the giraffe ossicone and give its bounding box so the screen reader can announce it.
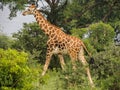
[22,4,94,87]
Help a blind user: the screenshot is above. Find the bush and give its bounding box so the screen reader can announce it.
[59,61,95,90]
[0,49,50,90]
[88,22,115,52]
[91,44,120,90]
[0,33,13,49]
[12,22,47,64]
[58,44,120,90]
[0,49,29,89]
[70,22,115,52]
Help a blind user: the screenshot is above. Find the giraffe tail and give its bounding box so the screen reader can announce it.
[82,42,94,64]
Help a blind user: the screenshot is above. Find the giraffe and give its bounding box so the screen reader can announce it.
[22,4,94,87]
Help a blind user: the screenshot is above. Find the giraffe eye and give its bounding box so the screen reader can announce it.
[28,9,30,11]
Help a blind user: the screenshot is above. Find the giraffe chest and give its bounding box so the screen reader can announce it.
[51,40,68,54]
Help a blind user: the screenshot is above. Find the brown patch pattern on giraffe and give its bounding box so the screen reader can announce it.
[22,4,94,87]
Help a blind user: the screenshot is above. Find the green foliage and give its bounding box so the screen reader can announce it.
[0,49,29,89]
[12,22,47,64]
[1,0,27,19]
[1,0,67,23]
[39,69,63,90]
[70,28,87,38]
[0,32,13,49]
[0,1,119,90]
[60,62,93,90]
[88,22,115,52]
[0,48,48,90]
[55,44,120,90]
[71,22,115,52]
[63,0,120,29]
[91,44,120,90]
[1,0,120,30]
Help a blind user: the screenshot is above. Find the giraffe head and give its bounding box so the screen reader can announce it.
[22,4,37,16]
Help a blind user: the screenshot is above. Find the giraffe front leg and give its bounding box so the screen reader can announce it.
[42,50,52,76]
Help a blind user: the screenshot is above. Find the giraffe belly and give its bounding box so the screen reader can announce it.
[52,47,68,54]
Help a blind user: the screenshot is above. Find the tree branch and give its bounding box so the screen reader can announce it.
[102,0,119,22]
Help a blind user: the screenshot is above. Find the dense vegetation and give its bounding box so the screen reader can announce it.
[0,0,120,90]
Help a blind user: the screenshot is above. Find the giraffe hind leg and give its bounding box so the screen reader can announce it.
[69,50,78,70]
[78,47,94,87]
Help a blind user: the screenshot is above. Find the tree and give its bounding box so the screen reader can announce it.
[0,49,29,89]
[12,22,47,63]
[0,0,68,25]
[63,0,120,29]
[70,22,115,52]
[88,22,115,52]
[39,0,68,26]
[0,0,27,19]
[60,44,120,90]
[0,31,13,49]
[1,0,119,30]
[91,44,120,90]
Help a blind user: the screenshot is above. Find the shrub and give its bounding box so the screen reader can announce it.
[88,22,115,52]
[60,61,95,90]
[0,33,13,49]
[91,44,120,90]
[59,44,120,90]
[0,49,29,89]
[12,22,47,64]
[70,22,115,52]
[0,49,51,90]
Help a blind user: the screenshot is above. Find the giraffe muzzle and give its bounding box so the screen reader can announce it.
[22,11,27,16]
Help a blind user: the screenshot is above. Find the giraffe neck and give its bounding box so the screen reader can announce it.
[33,10,63,37]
